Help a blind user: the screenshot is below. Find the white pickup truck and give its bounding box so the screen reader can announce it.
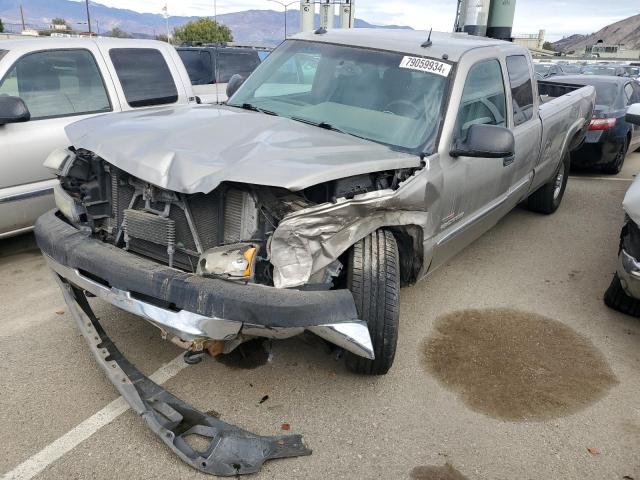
[0,38,196,238]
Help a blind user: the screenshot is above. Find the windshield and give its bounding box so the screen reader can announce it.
[624,66,639,76]
[582,65,618,76]
[534,64,551,74]
[228,40,450,153]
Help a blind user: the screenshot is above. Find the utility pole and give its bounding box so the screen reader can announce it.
[85,0,92,35]
[267,0,296,40]
[19,3,25,31]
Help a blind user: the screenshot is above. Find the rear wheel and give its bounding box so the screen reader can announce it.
[527,152,569,214]
[345,229,400,375]
[602,138,628,175]
[604,273,640,317]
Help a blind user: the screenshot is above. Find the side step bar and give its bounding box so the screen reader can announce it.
[55,277,312,476]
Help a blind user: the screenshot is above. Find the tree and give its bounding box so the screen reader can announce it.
[173,18,232,44]
[0,18,4,33]
[155,33,169,42]
[51,18,71,29]
[109,27,132,38]
[542,41,556,52]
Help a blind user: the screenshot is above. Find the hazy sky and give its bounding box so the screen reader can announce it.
[89,0,639,41]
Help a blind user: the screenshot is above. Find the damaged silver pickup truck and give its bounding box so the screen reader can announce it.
[35,29,595,475]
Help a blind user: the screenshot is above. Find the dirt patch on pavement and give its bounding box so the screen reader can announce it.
[423,308,618,421]
[410,464,469,480]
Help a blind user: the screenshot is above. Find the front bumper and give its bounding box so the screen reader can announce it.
[35,210,373,359]
[618,248,640,299]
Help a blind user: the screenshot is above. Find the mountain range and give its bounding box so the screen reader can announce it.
[0,0,410,45]
[552,14,640,54]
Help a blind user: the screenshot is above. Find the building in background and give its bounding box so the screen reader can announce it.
[585,40,640,60]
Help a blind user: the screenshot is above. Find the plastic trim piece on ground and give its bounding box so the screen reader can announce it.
[55,277,312,477]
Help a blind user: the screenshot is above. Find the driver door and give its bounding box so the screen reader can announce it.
[431,58,511,269]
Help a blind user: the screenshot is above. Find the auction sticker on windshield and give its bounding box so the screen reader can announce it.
[399,56,451,77]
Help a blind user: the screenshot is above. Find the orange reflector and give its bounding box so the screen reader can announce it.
[243,247,257,277]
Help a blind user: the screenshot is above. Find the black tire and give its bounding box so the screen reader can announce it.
[527,152,569,215]
[345,229,400,375]
[602,138,628,175]
[604,273,640,317]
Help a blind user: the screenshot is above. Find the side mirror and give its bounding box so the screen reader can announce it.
[0,96,30,125]
[226,74,245,99]
[627,103,640,126]
[450,124,515,159]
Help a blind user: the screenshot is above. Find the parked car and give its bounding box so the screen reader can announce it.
[534,62,564,78]
[604,105,640,314]
[176,45,264,103]
[622,65,640,80]
[545,75,640,173]
[0,38,196,239]
[560,63,584,74]
[581,64,626,77]
[34,29,595,475]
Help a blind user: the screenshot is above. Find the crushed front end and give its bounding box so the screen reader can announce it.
[40,147,374,359]
[36,147,400,475]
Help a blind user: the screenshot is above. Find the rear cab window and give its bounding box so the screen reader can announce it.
[506,55,534,126]
[216,50,261,83]
[109,48,178,107]
[177,49,213,85]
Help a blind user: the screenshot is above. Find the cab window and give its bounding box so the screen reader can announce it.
[109,48,178,107]
[456,59,506,140]
[506,55,534,126]
[0,49,111,120]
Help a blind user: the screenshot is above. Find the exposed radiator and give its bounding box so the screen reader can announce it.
[123,209,176,266]
[109,168,258,271]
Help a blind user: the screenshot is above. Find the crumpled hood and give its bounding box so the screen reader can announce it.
[65,104,421,193]
[623,175,640,225]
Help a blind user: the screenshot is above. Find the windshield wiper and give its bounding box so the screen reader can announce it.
[290,116,351,136]
[237,103,278,116]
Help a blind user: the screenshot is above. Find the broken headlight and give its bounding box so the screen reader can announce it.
[197,243,258,280]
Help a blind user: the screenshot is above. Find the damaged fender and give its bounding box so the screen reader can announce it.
[270,163,442,289]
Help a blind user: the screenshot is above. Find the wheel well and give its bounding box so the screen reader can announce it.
[389,225,423,286]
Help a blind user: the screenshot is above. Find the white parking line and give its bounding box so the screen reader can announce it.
[569,176,635,182]
[1,354,189,480]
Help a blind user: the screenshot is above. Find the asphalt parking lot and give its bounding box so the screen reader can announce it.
[2,153,640,480]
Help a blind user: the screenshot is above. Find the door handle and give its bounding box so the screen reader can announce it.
[503,154,515,167]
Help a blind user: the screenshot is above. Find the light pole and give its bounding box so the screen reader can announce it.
[85,0,92,36]
[267,0,296,40]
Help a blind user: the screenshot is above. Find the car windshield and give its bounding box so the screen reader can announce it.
[228,40,450,154]
[624,66,639,76]
[534,64,551,74]
[582,65,618,76]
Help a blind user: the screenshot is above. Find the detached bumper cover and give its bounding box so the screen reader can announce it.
[55,279,311,476]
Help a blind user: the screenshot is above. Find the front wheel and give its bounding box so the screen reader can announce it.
[345,229,400,375]
[527,152,569,215]
[604,273,640,317]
